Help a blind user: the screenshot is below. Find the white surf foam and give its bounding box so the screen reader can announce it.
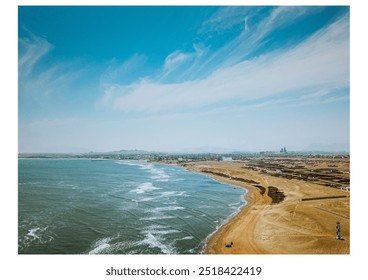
[27,227,42,240]
[180,236,194,240]
[137,191,186,202]
[161,191,186,197]
[150,169,170,180]
[116,160,171,181]
[155,179,169,182]
[130,182,160,194]
[21,226,54,247]
[228,202,241,207]
[144,225,170,230]
[143,229,180,235]
[115,161,146,167]
[135,163,172,180]
[146,206,185,213]
[88,237,112,254]
[142,224,180,236]
[139,216,175,221]
[139,233,175,254]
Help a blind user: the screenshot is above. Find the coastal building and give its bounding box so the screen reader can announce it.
[221,156,233,162]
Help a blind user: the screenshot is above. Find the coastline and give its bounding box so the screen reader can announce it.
[182,160,350,254]
[19,157,350,254]
[201,182,265,254]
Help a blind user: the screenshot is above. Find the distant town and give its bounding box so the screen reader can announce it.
[18,148,349,162]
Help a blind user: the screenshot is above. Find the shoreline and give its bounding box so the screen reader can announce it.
[200,184,259,254]
[204,184,265,254]
[199,179,251,254]
[182,160,350,254]
[187,166,269,254]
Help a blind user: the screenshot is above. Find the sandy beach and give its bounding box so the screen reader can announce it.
[183,157,350,254]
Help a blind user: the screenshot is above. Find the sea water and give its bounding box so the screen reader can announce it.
[18,159,246,254]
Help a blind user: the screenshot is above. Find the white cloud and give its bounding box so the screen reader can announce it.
[200,6,257,33]
[100,54,148,85]
[19,30,86,105]
[101,14,349,115]
[160,50,193,81]
[160,46,208,82]
[164,51,191,70]
[258,6,325,37]
[18,29,54,76]
[196,6,326,75]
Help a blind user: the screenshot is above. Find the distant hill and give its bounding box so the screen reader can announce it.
[101,149,161,155]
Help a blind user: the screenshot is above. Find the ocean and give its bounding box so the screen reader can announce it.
[18,159,247,254]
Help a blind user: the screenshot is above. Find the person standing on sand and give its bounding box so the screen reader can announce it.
[336,221,342,240]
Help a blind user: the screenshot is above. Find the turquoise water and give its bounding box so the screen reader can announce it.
[18,159,246,254]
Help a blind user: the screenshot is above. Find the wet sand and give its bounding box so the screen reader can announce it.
[184,159,350,254]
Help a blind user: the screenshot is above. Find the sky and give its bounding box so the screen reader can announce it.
[18,6,350,153]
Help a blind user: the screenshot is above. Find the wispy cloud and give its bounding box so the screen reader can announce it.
[99,7,337,100]
[200,6,259,33]
[164,51,192,70]
[19,29,86,111]
[100,54,148,85]
[18,28,54,77]
[299,89,331,101]
[195,6,326,76]
[100,13,349,116]
[158,44,208,83]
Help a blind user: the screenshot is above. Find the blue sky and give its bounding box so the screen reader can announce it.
[18,6,349,153]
